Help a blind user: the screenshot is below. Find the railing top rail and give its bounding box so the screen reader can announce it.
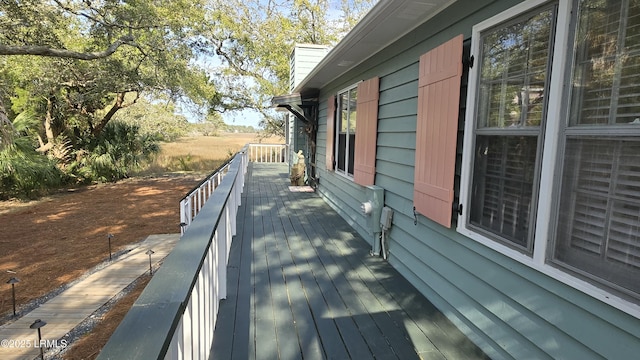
[180,144,250,203]
[97,148,247,360]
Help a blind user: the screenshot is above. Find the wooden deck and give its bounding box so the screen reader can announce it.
[211,163,487,359]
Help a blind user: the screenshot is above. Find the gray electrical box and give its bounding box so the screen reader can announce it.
[361,185,384,255]
[380,206,393,231]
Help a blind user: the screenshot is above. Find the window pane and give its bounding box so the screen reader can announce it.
[335,86,357,176]
[554,138,640,296]
[477,8,554,129]
[348,133,355,175]
[570,0,640,125]
[470,135,537,249]
[618,53,640,123]
[337,133,346,172]
[349,87,357,134]
[339,93,348,133]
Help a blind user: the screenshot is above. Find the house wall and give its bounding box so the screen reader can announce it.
[314,0,640,359]
[289,45,329,166]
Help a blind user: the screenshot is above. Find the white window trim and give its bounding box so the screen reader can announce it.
[334,83,359,180]
[458,0,640,318]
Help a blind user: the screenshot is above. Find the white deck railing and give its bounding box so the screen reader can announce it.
[179,143,288,234]
[98,145,248,360]
[247,143,288,163]
[178,159,232,234]
[98,143,285,360]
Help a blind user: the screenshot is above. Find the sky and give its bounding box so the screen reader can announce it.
[178,99,262,129]
[225,109,262,128]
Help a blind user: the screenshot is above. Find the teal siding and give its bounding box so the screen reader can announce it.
[314,0,640,359]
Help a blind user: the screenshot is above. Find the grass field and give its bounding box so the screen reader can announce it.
[142,133,283,174]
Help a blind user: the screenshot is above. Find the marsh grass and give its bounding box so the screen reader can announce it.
[138,133,282,175]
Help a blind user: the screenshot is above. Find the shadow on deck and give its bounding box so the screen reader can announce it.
[211,163,488,359]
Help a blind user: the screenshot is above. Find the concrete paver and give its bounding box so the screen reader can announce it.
[0,234,179,360]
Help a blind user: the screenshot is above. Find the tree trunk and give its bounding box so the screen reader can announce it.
[36,97,56,153]
[92,92,126,136]
[0,97,13,149]
[92,91,139,137]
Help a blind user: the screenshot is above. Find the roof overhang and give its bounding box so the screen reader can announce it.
[271,92,318,124]
[293,0,457,94]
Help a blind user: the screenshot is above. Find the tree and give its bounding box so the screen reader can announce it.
[112,96,191,141]
[203,0,376,137]
[0,0,223,193]
[0,0,217,148]
[0,0,375,154]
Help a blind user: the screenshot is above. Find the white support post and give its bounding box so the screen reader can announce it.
[204,246,212,351]
[186,197,193,226]
[180,200,187,236]
[217,222,227,300]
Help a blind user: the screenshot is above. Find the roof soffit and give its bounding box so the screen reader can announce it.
[294,0,457,93]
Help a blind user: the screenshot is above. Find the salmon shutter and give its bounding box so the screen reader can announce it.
[413,35,463,228]
[325,95,336,170]
[353,77,380,186]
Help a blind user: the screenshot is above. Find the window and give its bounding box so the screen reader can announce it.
[460,0,640,310]
[336,85,358,176]
[327,78,379,182]
[552,0,640,299]
[467,4,557,253]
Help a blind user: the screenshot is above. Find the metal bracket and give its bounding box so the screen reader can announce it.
[464,55,474,69]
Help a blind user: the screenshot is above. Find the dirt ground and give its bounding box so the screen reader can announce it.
[0,174,202,358]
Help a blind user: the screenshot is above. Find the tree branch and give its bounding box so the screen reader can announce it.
[0,36,135,60]
[214,39,263,79]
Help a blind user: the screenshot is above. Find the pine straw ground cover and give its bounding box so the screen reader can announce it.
[0,175,202,359]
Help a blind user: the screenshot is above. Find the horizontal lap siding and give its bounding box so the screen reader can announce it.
[317,100,368,236]
[315,1,640,359]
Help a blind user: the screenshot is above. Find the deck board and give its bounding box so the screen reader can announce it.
[211,163,488,359]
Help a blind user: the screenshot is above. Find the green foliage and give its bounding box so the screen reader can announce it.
[0,113,64,199]
[0,116,160,198]
[71,122,160,183]
[112,96,191,141]
[0,143,63,200]
[0,0,218,149]
[177,155,193,171]
[204,0,376,137]
[226,124,257,133]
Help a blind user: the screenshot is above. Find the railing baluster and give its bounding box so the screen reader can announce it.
[241,144,289,164]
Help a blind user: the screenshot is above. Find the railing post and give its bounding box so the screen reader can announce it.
[180,200,187,236]
[204,245,213,351]
[217,220,227,300]
[186,197,193,227]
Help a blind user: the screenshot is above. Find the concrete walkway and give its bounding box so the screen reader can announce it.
[0,233,179,360]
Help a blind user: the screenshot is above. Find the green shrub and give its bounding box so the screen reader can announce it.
[0,139,64,199]
[71,122,160,182]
